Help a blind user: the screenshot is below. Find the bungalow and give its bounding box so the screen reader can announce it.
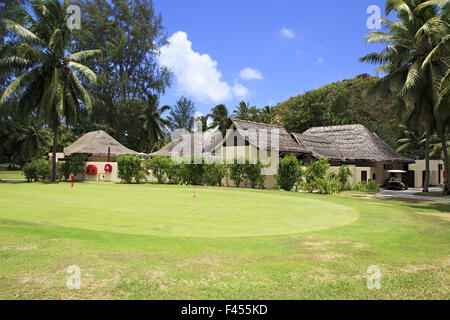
[58,130,139,182]
[291,124,414,186]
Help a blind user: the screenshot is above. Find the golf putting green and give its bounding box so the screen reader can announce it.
[0,183,359,237]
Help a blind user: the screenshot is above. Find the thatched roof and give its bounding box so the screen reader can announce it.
[292,124,413,163]
[205,118,310,154]
[64,130,138,157]
[149,131,219,158]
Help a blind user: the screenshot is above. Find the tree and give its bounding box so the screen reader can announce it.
[168,96,195,131]
[138,94,170,151]
[360,0,449,193]
[72,0,172,150]
[396,124,426,158]
[0,0,100,181]
[232,101,251,120]
[210,104,229,133]
[196,114,213,132]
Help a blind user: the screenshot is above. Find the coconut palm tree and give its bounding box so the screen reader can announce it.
[196,114,213,132]
[360,0,449,193]
[210,104,229,134]
[139,94,171,151]
[396,124,426,158]
[0,0,100,182]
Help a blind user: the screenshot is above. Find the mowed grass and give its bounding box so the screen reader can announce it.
[0,182,448,299]
[0,170,24,180]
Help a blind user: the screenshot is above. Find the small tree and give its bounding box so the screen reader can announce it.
[277,154,303,191]
[302,157,330,193]
[145,157,169,184]
[117,155,143,183]
[336,165,352,191]
[228,159,246,187]
[179,156,204,185]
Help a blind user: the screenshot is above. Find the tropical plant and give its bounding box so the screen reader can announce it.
[196,114,213,132]
[204,162,226,186]
[210,104,229,133]
[396,124,427,158]
[360,0,449,193]
[167,96,195,131]
[276,154,303,191]
[139,95,170,150]
[117,154,143,183]
[0,0,100,182]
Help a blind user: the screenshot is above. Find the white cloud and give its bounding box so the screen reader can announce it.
[317,57,324,64]
[239,67,263,80]
[232,81,250,98]
[158,31,249,104]
[280,27,295,39]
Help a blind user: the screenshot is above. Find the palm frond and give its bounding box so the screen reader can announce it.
[68,61,97,83]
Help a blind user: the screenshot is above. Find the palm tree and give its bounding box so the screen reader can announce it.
[0,0,100,182]
[210,104,229,133]
[196,114,213,132]
[396,124,426,158]
[232,101,251,120]
[360,0,449,193]
[139,94,170,151]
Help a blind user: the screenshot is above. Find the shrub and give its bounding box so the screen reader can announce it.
[244,159,266,189]
[302,157,330,193]
[277,154,303,191]
[352,181,380,194]
[145,157,169,184]
[23,161,38,182]
[335,165,352,192]
[228,159,246,187]
[117,154,143,183]
[70,154,86,177]
[23,158,51,182]
[204,162,226,186]
[58,161,71,181]
[179,156,204,185]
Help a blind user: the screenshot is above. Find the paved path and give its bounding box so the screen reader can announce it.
[377,187,450,203]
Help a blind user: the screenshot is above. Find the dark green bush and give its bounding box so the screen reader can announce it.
[23,158,51,182]
[228,159,246,187]
[204,162,226,186]
[244,159,266,189]
[277,154,303,191]
[179,156,204,185]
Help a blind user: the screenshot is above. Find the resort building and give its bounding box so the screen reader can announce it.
[57,130,139,182]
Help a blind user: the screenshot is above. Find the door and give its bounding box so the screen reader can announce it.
[361,171,367,183]
[406,171,415,188]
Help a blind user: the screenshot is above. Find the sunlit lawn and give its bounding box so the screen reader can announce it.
[0,182,448,299]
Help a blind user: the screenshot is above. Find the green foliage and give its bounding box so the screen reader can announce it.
[302,157,331,193]
[244,159,266,189]
[23,158,51,182]
[168,97,195,131]
[336,165,353,192]
[228,160,246,188]
[204,162,226,186]
[277,74,400,149]
[179,156,204,186]
[145,156,180,184]
[117,155,143,183]
[352,181,380,194]
[277,154,303,191]
[69,154,87,177]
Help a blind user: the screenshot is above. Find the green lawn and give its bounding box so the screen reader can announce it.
[0,182,448,299]
[0,170,24,180]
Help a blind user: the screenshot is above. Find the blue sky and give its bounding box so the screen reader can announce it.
[153,0,387,116]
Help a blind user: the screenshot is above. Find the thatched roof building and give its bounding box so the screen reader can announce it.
[205,118,311,154]
[292,124,413,163]
[149,131,219,158]
[64,130,138,157]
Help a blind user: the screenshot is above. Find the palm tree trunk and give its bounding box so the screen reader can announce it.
[51,123,58,182]
[423,129,431,193]
[439,128,450,195]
